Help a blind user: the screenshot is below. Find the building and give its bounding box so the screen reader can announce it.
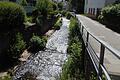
[84,0,117,16]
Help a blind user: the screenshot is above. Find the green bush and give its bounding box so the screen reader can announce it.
[67,37,81,54]
[48,10,60,19]
[35,0,49,18]
[61,10,67,16]
[29,35,47,53]
[57,2,63,10]
[9,32,26,58]
[0,2,26,32]
[98,3,120,31]
[49,10,60,16]
[66,12,72,19]
[20,0,28,6]
[53,18,62,30]
[69,18,80,38]
[48,1,57,13]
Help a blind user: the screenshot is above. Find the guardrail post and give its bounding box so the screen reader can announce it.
[86,32,89,47]
[79,22,81,31]
[99,44,105,79]
[84,32,90,80]
[81,26,84,36]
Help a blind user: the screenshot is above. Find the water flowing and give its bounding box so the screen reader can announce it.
[14,18,70,80]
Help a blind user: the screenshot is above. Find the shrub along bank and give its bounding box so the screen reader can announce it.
[28,35,47,53]
[98,3,120,33]
[60,18,85,80]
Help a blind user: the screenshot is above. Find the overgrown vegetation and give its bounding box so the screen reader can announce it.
[61,18,84,80]
[98,3,120,33]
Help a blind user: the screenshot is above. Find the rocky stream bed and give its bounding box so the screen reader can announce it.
[14,18,70,80]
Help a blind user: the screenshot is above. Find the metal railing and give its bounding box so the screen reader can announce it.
[77,17,120,80]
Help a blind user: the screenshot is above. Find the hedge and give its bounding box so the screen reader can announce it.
[0,2,26,32]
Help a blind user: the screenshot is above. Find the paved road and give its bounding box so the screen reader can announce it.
[76,15,120,77]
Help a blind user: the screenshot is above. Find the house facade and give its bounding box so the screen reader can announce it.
[84,0,117,16]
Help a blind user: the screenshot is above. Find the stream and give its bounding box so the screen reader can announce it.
[14,18,70,80]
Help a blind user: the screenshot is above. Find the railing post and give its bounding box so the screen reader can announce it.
[81,26,84,36]
[86,32,89,47]
[79,22,81,31]
[99,44,105,79]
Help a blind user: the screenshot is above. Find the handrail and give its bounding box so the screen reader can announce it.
[77,16,120,80]
[79,19,120,59]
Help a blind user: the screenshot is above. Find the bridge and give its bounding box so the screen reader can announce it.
[76,15,120,80]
